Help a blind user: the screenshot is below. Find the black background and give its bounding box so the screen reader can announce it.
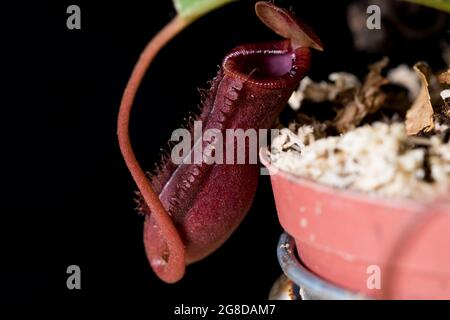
[1,0,448,307]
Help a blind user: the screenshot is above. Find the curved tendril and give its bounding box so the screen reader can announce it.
[117,16,188,283]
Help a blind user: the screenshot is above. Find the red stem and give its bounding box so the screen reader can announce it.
[117,16,187,283]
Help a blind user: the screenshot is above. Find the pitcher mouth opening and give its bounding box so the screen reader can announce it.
[222,40,311,89]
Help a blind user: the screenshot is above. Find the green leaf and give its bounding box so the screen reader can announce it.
[403,0,450,13]
[174,0,236,22]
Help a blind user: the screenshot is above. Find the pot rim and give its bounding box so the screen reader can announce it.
[259,146,438,212]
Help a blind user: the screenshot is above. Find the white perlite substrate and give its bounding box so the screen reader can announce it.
[270,122,450,199]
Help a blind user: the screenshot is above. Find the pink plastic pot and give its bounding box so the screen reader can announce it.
[260,148,450,299]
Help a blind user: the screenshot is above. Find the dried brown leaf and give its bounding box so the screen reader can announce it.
[333,57,389,133]
[405,62,434,135]
[438,68,450,85]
